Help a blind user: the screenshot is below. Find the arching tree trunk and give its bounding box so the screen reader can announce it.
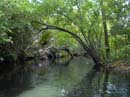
[33,21,103,69]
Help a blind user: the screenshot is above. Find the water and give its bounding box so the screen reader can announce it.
[0,57,130,97]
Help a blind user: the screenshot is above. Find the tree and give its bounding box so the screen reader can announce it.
[1,0,129,65]
[0,0,35,61]
[100,0,110,58]
[32,0,104,69]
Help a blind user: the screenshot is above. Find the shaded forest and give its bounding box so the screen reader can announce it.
[0,1,130,97]
[0,0,130,70]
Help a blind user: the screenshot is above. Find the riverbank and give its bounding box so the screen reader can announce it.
[104,59,130,74]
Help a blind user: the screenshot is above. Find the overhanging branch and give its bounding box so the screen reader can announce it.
[32,21,102,66]
[38,23,89,51]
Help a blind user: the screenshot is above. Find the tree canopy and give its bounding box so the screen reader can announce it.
[0,0,130,65]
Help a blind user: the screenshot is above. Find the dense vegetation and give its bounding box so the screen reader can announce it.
[0,0,130,68]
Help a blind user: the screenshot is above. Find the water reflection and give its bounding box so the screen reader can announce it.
[66,68,130,97]
[66,69,97,97]
[0,57,92,97]
[0,68,33,97]
[0,57,130,97]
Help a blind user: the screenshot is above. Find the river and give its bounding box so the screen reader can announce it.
[0,57,130,97]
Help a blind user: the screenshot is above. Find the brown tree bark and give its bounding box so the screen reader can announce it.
[101,1,110,58]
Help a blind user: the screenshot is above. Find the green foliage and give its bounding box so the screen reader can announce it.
[33,0,130,62]
[0,0,129,62]
[0,32,12,44]
[54,33,78,49]
[39,32,52,45]
[0,0,35,60]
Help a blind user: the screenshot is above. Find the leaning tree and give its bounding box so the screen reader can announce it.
[32,0,106,69]
[33,21,103,70]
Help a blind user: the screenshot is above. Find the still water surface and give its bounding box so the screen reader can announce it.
[0,57,130,97]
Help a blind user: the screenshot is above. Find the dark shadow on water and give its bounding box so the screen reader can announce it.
[0,57,130,97]
[0,57,73,97]
[101,70,110,97]
[0,68,33,97]
[66,67,130,97]
[0,60,47,97]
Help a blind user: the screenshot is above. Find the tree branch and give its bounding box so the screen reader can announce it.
[38,23,89,51]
